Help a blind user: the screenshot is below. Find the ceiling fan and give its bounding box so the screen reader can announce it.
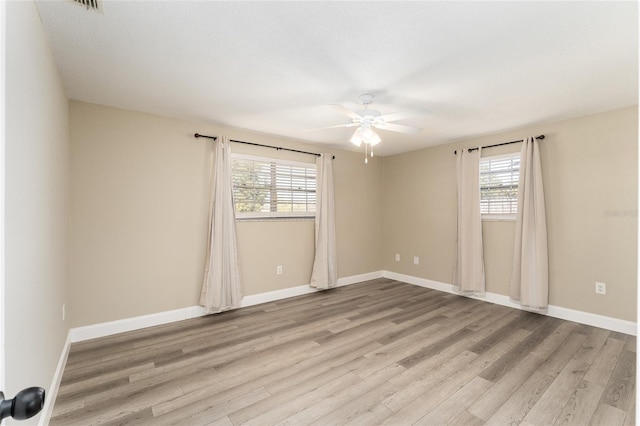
[307,93,422,162]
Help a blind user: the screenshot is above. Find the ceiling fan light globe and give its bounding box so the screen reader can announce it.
[362,128,381,146]
[349,128,363,146]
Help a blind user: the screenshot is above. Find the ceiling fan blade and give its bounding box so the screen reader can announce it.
[375,122,423,134]
[329,104,362,121]
[302,122,359,132]
[377,111,417,123]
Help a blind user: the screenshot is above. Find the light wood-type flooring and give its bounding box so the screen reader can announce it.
[51,279,636,425]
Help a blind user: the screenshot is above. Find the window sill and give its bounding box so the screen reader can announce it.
[482,215,516,222]
[236,216,315,222]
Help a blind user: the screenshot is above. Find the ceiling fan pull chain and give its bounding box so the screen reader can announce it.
[364,144,368,164]
[371,146,374,158]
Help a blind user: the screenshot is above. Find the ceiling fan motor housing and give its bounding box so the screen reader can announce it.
[358,93,374,105]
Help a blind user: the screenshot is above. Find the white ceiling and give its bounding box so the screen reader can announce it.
[35,0,638,156]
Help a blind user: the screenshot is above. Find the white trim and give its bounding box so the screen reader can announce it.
[236,211,315,220]
[68,271,384,343]
[239,270,383,307]
[0,0,6,393]
[69,306,207,343]
[38,332,71,426]
[482,214,516,222]
[231,152,315,168]
[383,271,637,336]
[239,284,319,308]
[337,270,384,286]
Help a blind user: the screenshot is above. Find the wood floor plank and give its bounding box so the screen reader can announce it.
[309,380,399,426]
[484,370,555,426]
[50,279,634,426]
[623,396,635,426]
[264,340,379,395]
[230,365,363,425]
[354,302,496,379]
[522,358,590,425]
[280,363,402,426]
[152,387,270,426]
[380,328,533,424]
[624,336,636,353]
[382,349,479,413]
[589,403,627,425]
[151,360,299,418]
[480,316,563,383]
[50,379,184,426]
[531,321,583,360]
[342,401,395,426]
[553,379,605,426]
[468,352,545,420]
[573,328,611,365]
[600,349,636,412]
[100,407,154,426]
[448,409,485,426]
[234,371,362,426]
[415,376,493,425]
[583,337,626,386]
[538,332,587,377]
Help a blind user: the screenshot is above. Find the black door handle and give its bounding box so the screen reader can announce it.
[0,387,45,422]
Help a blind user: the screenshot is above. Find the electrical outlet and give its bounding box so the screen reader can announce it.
[276,265,283,275]
[595,282,606,295]
[395,254,400,262]
[414,256,419,265]
[62,303,66,321]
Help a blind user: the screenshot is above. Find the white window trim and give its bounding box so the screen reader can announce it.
[480,152,519,222]
[482,214,517,222]
[231,153,316,221]
[231,153,315,168]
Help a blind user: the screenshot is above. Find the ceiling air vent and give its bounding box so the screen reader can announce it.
[71,0,100,11]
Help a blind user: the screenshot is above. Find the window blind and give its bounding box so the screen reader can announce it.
[231,154,316,219]
[480,153,520,216]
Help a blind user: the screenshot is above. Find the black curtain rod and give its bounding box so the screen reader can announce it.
[194,133,335,159]
[454,135,545,154]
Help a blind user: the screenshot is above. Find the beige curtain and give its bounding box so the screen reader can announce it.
[453,148,485,296]
[200,136,242,312]
[510,137,548,311]
[310,154,337,289]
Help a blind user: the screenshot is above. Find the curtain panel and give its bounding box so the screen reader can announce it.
[453,148,485,296]
[200,136,243,312]
[310,154,338,289]
[510,136,549,311]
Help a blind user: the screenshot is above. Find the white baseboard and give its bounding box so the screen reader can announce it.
[238,270,384,308]
[69,305,207,343]
[69,271,385,343]
[337,270,385,286]
[383,270,637,336]
[69,268,635,343]
[38,332,71,426]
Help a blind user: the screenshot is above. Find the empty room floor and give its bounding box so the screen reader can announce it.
[50,279,636,425]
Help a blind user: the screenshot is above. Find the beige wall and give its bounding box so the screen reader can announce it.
[69,101,383,327]
[383,106,638,321]
[70,102,637,326]
[5,0,70,417]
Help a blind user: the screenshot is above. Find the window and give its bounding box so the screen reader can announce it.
[231,154,316,219]
[480,153,520,220]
